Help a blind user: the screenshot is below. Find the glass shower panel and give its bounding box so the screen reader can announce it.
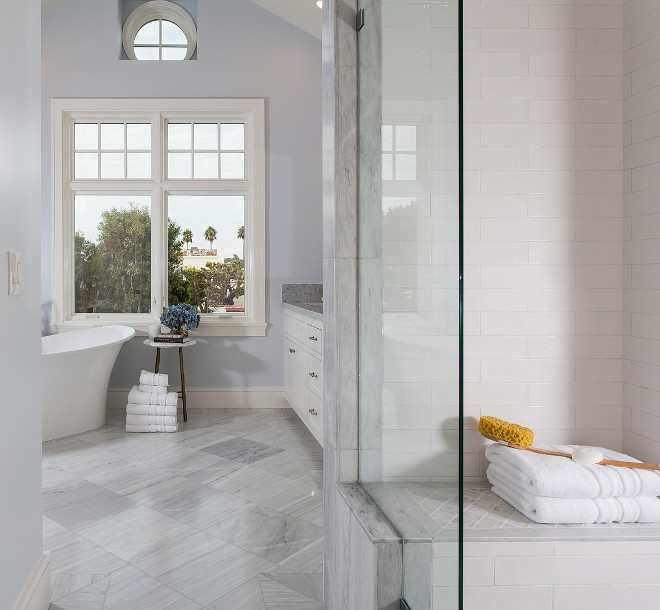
[357,0,462,608]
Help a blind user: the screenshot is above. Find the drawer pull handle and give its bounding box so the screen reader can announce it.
[308,336,318,341]
[309,372,318,378]
[309,408,318,416]
[289,348,295,353]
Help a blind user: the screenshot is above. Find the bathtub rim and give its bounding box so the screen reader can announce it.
[41,325,135,358]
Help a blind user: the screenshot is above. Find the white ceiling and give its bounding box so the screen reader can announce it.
[41,0,322,39]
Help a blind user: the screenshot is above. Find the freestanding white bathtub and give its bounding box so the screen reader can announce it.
[42,325,135,441]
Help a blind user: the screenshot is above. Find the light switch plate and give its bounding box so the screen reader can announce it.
[8,251,24,295]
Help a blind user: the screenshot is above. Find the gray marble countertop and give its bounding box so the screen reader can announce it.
[282,301,323,321]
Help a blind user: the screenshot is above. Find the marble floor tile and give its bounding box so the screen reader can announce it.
[48,576,109,610]
[201,437,284,465]
[205,504,323,564]
[76,504,200,562]
[43,480,135,530]
[51,573,109,602]
[270,538,324,574]
[47,534,126,576]
[43,408,324,609]
[263,573,324,602]
[204,576,266,610]
[102,564,203,609]
[259,575,324,610]
[134,531,274,606]
[208,465,318,514]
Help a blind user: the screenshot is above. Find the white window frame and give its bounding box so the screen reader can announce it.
[51,98,266,337]
[122,0,197,61]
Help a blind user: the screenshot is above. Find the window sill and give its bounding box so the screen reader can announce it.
[51,319,267,337]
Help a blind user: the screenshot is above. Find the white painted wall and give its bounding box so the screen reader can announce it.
[41,0,322,389]
[464,0,624,479]
[623,0,660,462]
[0,1,45,607]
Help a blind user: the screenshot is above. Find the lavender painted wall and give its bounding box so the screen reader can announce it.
[41,0,322,389]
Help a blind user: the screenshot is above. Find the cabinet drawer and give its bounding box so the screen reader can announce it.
[307,391,323,438]
[306,323,323,354]
[307,354,323,396]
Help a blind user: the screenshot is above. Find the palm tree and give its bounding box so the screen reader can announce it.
[237,225,244,240]
[204,226,217,253]
[182,229,193,252]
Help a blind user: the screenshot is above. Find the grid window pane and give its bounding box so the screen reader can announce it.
[168,123,192,150]
[382,154,393,181]
[382,125,393,152]
[220,124,244,150]
[220,153,244,179]
[75,124,98,150]
[162,20,187,45]
[100,153,124,179]
[75,153,98,179]
[134,46,159,60]
[162,47,188,61]
[74,195,151,314]
[396,126,416,152]
[168,195,245,314]
[168,152,192,178]
[194,153,219,179]
[127,153,151,179]
[101,124,124,150]
[395,154,416,180]
[194,124,218,150]
[134,20,159,45]
[127,124,151,150]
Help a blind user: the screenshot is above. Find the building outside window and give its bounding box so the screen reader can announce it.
[51,98,266,336]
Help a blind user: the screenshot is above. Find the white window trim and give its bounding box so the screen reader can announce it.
[51,98,266,337]
[123,0,197,61]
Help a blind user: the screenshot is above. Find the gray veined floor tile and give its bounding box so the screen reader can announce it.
[205,504,323,564]
[271,538,324,574]
[208,464,319,514]
[204,576,266,610]
[102,564,204,609]
[51,573,109,602]
[42,465,81,490]
[47,534,126,576]
[81,461,181,497]
[259,574,325,610]
[76,504,200,563]
[134,531,274,606]
[43,479,136,530]
[158,424,236,449]
[255,448,316,483]
[263,573,324,603]
[201,437,285,465]
[126,475,252,530]
[48,575,109,610]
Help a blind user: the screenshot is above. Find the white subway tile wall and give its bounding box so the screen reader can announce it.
[463,0,625,480]
[623,0,660,462]
[435,540,660,610]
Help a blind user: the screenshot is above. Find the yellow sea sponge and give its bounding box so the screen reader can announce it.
[478,416,534,447]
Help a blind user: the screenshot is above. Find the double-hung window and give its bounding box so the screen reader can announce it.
[51,98,266,336]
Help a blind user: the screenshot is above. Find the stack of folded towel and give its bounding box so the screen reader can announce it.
[485,443,660,524]
[125,370,178,433]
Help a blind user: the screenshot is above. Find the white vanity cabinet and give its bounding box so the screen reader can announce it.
[283,307,323,446]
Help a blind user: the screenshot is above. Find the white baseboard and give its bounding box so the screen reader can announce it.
[13,552,50,610]
[107,387,287,410]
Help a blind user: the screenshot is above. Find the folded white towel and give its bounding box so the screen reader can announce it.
[485,442,660,499]
[488,470,660,524]
[125,423,178,433]
[126,414,177,427]
[128,386,178,406]
[138,384,167,394]
[126,403,177,417]
[139,370,169,387]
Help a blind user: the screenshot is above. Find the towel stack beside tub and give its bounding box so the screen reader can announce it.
[485,443,660,524]
[125,370,178,433]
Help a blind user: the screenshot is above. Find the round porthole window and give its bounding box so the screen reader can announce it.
[123,1,197,61]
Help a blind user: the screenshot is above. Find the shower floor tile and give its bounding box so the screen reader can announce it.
[44,408,324,610]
